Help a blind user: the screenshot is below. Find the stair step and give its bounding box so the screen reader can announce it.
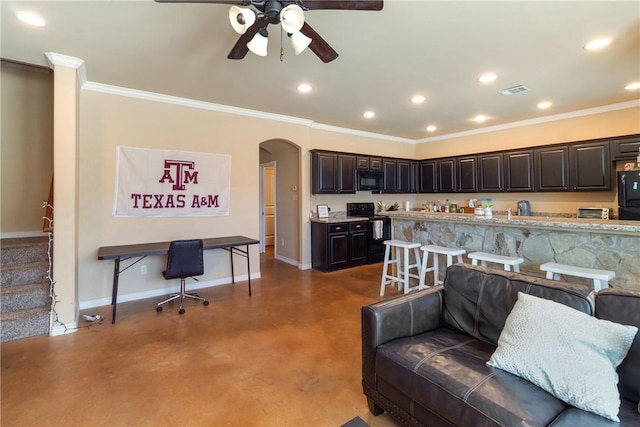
[1,261,49,287]
[1,282,51,313]
[0,307,50,343]
[1,236,49,266]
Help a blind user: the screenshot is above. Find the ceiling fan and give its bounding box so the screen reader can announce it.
[155,0,383,63]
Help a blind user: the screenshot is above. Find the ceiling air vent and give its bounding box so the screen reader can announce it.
[498,85,530,96]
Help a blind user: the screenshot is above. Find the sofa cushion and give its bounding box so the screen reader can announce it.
[442,264,593,346]
[376,327,568,426]
[595,288,640,405]
[488,292,637,422]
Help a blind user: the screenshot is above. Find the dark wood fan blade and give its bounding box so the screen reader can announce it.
[227,20,268,60]
[301,0,383,10]
[300,22,338,63]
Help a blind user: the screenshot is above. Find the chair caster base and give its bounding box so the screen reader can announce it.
[156,306,163,312]
[179,308,185,315]
[204,300,209,306]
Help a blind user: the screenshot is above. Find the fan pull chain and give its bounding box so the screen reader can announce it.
[280,28,284,62]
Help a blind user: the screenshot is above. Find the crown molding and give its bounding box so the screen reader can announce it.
[44,52,87,86]
[310,123,415,144]
[416,100,640,144]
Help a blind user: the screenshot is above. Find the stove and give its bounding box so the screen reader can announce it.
[346,203,391,263]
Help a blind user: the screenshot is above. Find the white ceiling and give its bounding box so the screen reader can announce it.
[2,0,639,141]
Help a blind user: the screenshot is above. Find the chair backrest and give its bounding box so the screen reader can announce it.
[164,239,204,280]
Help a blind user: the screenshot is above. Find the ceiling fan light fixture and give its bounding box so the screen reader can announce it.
[247,28,269,56]
[290,31,312,55]
[280,4,305,34]
[229,6,256,34]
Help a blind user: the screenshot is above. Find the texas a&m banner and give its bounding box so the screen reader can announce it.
[113,146,231,217]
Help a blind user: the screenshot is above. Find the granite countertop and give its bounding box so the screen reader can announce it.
[310,216,369,224]
[384,210,640,235]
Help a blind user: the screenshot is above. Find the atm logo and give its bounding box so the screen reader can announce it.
[158,160,199,190]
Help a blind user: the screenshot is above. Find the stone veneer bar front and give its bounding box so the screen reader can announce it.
[385,211,640,291]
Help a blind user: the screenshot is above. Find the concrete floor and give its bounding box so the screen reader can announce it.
[1,248,401,427]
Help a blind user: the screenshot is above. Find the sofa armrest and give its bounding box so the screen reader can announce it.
[362,286,444,387]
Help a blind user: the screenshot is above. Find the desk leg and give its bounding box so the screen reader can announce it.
[230,249,235,284]
[246,244,252,296]
[111,258,120,324]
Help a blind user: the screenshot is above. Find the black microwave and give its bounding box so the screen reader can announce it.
[357,170,384,191]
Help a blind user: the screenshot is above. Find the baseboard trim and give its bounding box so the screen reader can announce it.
[274,254,299,267]
[50,323,79,337]
[79,272,261,310]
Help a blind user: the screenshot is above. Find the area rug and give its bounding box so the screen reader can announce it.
[340,416,369,427]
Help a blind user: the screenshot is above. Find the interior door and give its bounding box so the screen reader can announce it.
[263,164,276,247]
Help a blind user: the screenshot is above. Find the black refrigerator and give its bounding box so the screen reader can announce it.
[618,171,640,220]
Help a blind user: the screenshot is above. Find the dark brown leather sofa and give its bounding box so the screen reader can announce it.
[362,264,640,426]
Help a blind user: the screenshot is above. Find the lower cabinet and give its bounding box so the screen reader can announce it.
[311,220,368,271]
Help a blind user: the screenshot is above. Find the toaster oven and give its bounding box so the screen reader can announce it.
[577,207,609,219]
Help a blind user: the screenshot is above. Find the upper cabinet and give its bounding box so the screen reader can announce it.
[610,134,640,161]
[478,153,504,192]
[382,158,397,193]
[504,150,535,192]
[419,160,438,193]
[438,158,456,193]
[535,146,569,191]
[457,156,478,193]
[396,160,413,193]
[569,141,611,191]
[311,150,356,194]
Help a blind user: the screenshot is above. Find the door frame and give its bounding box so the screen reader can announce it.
[259,161,276,254]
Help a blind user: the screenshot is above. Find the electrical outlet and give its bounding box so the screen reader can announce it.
[281,239,285,247]
[140,265,147,275]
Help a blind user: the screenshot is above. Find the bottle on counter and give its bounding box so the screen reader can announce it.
[444,199,450,213]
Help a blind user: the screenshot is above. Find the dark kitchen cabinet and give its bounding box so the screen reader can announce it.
[356,156,369,170]
[369,157,382,170]
[382,158,397,193]
[397,160,412,193]
[569,141,611,191]
[457,156,478,193]
[535,146,569,191]
[337,154,356,193]
[419,160,438,193]
[610,134,640,161]
[478,153,504,192]
[311,150,355,194]
[410,161,420,193]
[311,220,367,271]
[438,158,456,193]
[505,150,535,192]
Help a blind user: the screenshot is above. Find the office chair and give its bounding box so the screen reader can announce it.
[157,239,209,315]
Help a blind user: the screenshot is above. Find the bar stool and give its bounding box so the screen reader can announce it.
[540,262,615,291]
[468,252,524,272]
[380,240,422,296]
[419,245,466,288]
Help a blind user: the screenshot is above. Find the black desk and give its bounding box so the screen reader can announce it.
[98,236,259,323]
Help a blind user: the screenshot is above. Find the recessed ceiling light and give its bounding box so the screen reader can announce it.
[426,125,437,132]
[479,73,497,83]
[297,83,312,93]
[411,95,426,104]
[363,111,375,119]
[16,11,46,27]
[472,115,488,123]
[584,37,612,51]
[625,82,640,91]
[537,101,553,110]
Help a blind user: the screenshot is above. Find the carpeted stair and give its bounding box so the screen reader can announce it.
[1,236,52,342]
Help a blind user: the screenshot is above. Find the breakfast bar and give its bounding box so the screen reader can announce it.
[385,211,640,291]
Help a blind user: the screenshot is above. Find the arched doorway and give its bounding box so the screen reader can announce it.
[259,139,301,266]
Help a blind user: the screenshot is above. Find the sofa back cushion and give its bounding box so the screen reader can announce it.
[595,288,640,403]
[442,264,594,346]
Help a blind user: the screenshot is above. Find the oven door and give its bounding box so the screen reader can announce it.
[367,217,391,263]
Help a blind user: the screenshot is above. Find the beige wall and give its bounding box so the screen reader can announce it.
[0,64,53,234]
